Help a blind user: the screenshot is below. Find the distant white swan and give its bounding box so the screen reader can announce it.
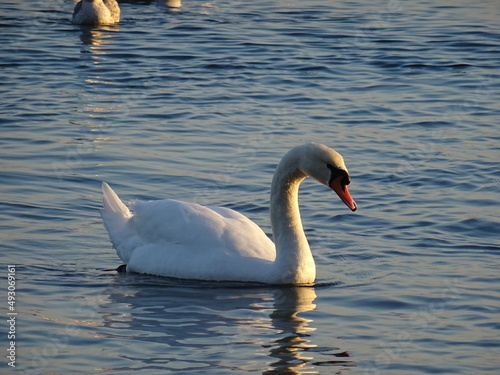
[100,143,357,285]
[72,0,120,25]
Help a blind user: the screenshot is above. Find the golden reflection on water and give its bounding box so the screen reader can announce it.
[165,0,182,8]
[80,26,119,46]
[74,25,122,147]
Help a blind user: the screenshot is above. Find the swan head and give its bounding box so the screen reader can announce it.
[298,143,357,212]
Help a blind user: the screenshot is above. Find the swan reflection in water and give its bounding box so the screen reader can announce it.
[265,287,353,373]
[99,275,354,373]
[265,287,319,373]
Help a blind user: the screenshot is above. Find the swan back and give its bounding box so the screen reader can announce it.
[72,0,120,25]
[100,183,277,280]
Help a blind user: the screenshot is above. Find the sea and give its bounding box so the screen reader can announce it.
[1,0,499,374]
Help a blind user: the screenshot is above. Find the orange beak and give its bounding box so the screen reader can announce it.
[330,176,357,212]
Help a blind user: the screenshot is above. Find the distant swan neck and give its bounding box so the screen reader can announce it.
[270,153,316,284]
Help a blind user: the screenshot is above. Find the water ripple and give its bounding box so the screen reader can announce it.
[1,0,499,374]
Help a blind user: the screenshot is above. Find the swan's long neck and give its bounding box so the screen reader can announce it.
[270,152,316,285]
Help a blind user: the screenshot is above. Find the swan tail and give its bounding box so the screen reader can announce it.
[100,182,132,233]
[102,182,130,216]
[100,182,136,265]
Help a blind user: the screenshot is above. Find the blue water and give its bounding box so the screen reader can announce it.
[1,0,499,373]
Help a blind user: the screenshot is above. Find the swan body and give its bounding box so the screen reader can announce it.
[101,143,357,285]
[72,0,120,25]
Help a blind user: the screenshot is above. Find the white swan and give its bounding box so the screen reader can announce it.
[100,143,357,285]
[72,0,120,25]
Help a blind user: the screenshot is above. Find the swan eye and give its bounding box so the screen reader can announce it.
[327,164,350,186]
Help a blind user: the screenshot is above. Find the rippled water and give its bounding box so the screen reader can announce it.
[1,0,499,374]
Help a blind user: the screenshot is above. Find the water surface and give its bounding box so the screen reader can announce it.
[1,0,499,374]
